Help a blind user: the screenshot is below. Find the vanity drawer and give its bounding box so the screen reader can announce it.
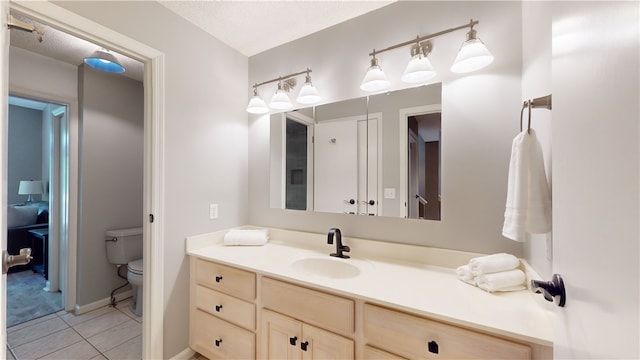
[364,345,409,360]
[191,309,255,360]
[261,277,355,335]
[364,304,531,359]
[195,285,256,330]
[195,258,256,301]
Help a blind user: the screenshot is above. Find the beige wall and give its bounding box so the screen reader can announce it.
[249,1,525,256]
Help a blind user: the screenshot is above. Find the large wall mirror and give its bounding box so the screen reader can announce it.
[270,83,442,220]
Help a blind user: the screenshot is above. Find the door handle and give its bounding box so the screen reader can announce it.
[2,248,33,274]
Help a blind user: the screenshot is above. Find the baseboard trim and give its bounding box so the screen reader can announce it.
[170,347,196,360]
[74,290,132,315]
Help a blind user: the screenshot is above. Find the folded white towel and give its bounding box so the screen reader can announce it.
[223,229,269,246]
[502,129,552,242]
[469,253,520,276]
[476,269,526,293]
[456,265,476,286]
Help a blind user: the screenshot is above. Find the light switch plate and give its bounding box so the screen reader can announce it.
[209,203,218,219]
[384,188,396,199]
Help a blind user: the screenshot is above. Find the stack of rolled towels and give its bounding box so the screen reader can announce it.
[223,228,269,246]
[456,253,526,293]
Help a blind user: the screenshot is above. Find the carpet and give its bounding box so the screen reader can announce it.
[7,270,62,328]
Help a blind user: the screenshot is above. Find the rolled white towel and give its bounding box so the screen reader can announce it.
[223,229,269,246]
[476,269,526,293]
[456,265,476,286]
[469,253,520,276]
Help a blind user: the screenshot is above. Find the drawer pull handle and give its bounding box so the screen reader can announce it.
[289,336,297,346]
[428,340,439,354]
[215,276,223,283]
[215,339,223,347]
[215,305,223,312]
[301,341,309,351]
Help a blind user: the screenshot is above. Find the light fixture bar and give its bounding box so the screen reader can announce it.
[253,68,312,89]
[368,19,479,57]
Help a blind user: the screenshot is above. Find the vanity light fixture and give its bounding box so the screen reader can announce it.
[247,68,321,113]
[246,87,269,114]
[84,48,126,74]
[361,19,493,92]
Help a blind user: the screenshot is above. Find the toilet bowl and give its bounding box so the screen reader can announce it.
[105,227,144,316]
[127,259,143,316]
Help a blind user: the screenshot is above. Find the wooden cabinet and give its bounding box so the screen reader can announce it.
[364,303,532,359]
[261,309,354,360]
[190,258,256,359]
[189,257,549,360]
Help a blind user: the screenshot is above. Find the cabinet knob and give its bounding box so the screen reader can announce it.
[301,341,309,351]
[215,338,223,347]
[215,275,223,283]
[427,340,439,354]
[215,305,223,312]
[289,336,297,346]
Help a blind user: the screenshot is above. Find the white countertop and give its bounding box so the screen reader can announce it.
[186,227,554,347]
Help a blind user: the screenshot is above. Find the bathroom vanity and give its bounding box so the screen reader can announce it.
[187,228,553,359]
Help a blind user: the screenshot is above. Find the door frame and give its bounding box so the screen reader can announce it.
[2,2,166,359]
[399,104,441,218]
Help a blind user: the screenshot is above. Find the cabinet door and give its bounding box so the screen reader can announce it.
[302,323,354,360]
[261,310,302,360]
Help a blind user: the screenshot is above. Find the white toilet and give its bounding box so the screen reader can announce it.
[105,227,143,316]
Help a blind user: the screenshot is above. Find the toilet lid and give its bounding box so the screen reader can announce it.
[128,259,143,275]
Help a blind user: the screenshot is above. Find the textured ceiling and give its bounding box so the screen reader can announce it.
[9,1,394,83]
[158,1,394,57]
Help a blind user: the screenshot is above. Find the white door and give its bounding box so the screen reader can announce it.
[552,1,639,359]
[1,0,10,354]
[407,130,419,218]
[314,119,358,214]
[357,118,378,216]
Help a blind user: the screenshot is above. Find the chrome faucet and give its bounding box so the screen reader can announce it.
[327,228,350,259]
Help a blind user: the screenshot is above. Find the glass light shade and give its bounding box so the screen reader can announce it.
[401,54,436,84]
[360,58,390,92]
[270,89,293,110]
[451,38,494,73]
[246,95,269,114]
[84,49,125,74]
[296,82,322,105]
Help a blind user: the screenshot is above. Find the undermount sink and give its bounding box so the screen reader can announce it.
[291,257,361,279]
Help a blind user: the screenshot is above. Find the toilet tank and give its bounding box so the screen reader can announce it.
[105,227,143,265]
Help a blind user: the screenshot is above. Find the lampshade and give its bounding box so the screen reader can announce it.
[296,74,322,105]
[18,180,43,202]
[270,83,293,110]
[360,57,390,92]
[84,49,126,74]
[451,29,494,73]
[401,44,436,84]
[246,88,269,114]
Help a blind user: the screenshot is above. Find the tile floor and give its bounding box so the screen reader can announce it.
[7,298,141,360]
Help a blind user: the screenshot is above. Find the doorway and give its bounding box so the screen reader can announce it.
[6,95,68,328]
[2,2,165,359]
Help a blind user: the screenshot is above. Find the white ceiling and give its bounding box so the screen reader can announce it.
[158,1,394,57]
[9,1,394,83]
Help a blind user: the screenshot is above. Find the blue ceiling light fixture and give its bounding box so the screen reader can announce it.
[84,48,126,74]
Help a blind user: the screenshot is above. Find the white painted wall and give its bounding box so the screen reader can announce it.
[77,64,144,306]
[521,2,553,279]
[249,1,524,255]
[9,46,77,100]
[53,2,249,356]
[551,1,639,358]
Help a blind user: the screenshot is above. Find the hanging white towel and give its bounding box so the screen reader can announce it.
[223,229,269,246]
[502,129,552,241]
[476,269,526,293]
